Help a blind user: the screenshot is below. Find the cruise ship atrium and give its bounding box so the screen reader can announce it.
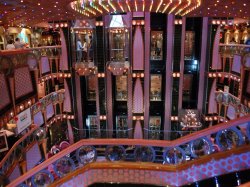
[0,0,250,186]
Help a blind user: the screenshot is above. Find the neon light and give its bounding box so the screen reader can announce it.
[143,0,145,11]
[98,0,109,12]
[135,0,138,11]
[108,0,116,12]
[175,0,190,15]
[118,1,124,12]
[149,0,153,12]
[162,0,172,13]
[126,0,131,12]
[169,0,181,14]
[156,0,163,12]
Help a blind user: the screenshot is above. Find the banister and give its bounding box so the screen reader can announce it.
[0,124,39,168]
[50,145,250,187]
[0,46,62,56]
[7,114,250,186]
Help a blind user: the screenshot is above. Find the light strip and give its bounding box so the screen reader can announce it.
[181,0,201,16]
[162,0,172,13]
[175,0,190,15]
[143,0,145,11]
[98,0,109,12]
[169,0,181,14]
[84,7,97,15]
[135,0,138,11]
[118,1,124,12]
[108,0,116,12]
[91,0,103,14]
[156,0,163,13]
[126,0,131,12]
[149,0,154,12]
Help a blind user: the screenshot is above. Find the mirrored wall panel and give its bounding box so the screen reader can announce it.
[184,31,195,60]
[150,75,162,101]
[116,75,127,101]
[151,31,163,60]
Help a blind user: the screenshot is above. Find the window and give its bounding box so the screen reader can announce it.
[116,116,128,138]
[150,74,162,101]
[151,31,163,60]
[149,116,161,140]
[86,115,98,138]
[116,75,127,101]
[86,75,96,101]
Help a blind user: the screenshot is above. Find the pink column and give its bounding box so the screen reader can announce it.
[95,75,100,132]
[197,17,209,110]
[144,12,150,139]
[127,72,133,138]
[75,73,85,138]
[106,71,113,138]
[178,17,186,110]
[164,14,174,140]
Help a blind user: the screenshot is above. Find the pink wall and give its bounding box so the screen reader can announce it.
[212,26,222,70]
[63,80,72,112]
[208,79,217,114]
[106,71,113,137]
[59,29,69,71]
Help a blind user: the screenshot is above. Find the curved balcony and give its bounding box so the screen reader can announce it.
[107,61,130,76]
[6,114,250,187]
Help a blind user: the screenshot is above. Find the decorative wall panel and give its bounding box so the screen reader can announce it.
[14,67,33,99]
[133,26,144,70]
[208,79,217,114]
[212,26,222,70]
[133,78,144,113]
[0,73,11,110]
[26,143,42,171]
[46,103,55,120]
[63,80,71,112]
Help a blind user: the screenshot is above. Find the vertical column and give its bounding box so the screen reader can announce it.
[144,12,150,139]
[95,75,101,133]
[106,70,113,138]
[75,74,85,138]
[198,17,209,110]
[164,14,175,140]
[178,17,186,110]
[127,72,133,138]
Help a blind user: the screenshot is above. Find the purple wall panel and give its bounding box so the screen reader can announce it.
[33,111,44,126]
[40,56,50,74]
[67,119,74,144]
[133,78,144,113]
[178,17,186,110]
[46,103,55,120]
[164,15,174,139]
[63,80,72,112]
[245,56,250,67]
[59,29,69,71]
[212,26,222,70]
[208,79,217,114]
[144,12,150,137]
[0,73,11,110]
[198,17,208,110]
[127,72,133,136]
[133,26,144,70]
[26,143,42,171]
[232,55,241,73]
[14,67,33,99]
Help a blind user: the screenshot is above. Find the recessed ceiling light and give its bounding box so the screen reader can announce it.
[243,4,246,6]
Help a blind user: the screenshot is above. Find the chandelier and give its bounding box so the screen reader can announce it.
[75,62,97,76]
[70,0,201,17]
[179,109,202,128]
[107,61,129,76]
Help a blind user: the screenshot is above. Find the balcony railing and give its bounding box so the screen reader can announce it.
[7,114,250,187]
[219,44,250,57]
